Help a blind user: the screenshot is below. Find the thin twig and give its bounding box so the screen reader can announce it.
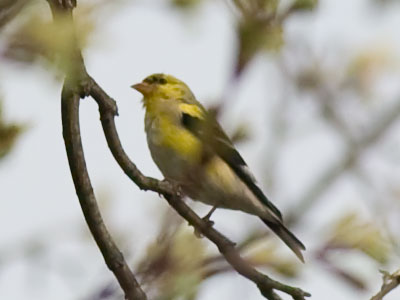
[371,269,400,300]
[88,77,310,300]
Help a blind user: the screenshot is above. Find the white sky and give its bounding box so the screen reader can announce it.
[1,0,400,299]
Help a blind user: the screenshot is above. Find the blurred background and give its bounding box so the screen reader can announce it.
[1,0,400,299]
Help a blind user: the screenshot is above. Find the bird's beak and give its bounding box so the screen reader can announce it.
[131,82,152,96]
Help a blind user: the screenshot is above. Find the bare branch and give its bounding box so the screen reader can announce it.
[61,84,147,299]
[371,269,400,300]
[61,83,147,300]
[48,0,147,298]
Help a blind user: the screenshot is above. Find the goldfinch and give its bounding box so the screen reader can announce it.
[132,73,305,262]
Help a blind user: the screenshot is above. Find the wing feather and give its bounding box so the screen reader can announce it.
[180,106,283,221]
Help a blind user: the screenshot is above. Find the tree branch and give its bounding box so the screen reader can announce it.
[48,0,147,299]
[371,269,400,300]
[61,82,147,300]
[88,76,310,300]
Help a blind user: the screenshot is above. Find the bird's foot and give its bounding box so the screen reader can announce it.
[161,179,183,197]
[194,206,218,238]
[202,206,217,224]
[201,217,215,228]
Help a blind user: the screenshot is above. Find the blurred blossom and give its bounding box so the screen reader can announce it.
[346,46,398,98]
[137,226,206,299]
[233,0,318,75]
[234,0,282,74]
[237,19,283,73]
[245,240,301,277]
[326,212,391,264]
[3,3,94,75]
[229,121,251,144]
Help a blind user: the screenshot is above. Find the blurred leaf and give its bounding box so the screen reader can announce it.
[0,101,24,160]
[4,5,93,74]
[237,19,283,74]
[138,226,206,299]
[246,239,299,278]
[233,0,283,74]
[230,122,251,144]
[290,0,318,11]
[234,0,278,16]
[327,212,391,264]
[170,0,204,10]
[245,239,300,278]
[346,46,396,97]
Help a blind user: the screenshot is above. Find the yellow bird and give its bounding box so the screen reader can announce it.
[132,73,305,262]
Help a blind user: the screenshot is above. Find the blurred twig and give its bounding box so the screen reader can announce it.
[287,98,400,225]
[317,86,355,144]
[0,0,30,29]
[316,251,367,290]
[370,269,400,300]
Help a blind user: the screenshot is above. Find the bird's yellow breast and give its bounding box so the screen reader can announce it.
[144,104,202,165]
[158,117,202,162]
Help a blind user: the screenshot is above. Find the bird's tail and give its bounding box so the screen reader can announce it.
[261,218,306,263]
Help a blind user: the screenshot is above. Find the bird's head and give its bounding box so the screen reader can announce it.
[131,73,194,107]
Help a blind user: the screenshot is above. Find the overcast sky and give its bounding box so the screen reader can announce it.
[1,0,400,299]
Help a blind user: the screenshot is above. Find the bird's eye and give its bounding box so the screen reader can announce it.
[144,76,167,85]
[144,77,154,84]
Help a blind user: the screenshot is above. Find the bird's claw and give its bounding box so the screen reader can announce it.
[163,179,183,197]
[202,206,217,223]
[194,214,215,238]
[202,215,215,227]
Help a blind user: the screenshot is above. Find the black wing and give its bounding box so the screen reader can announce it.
[181,111,283,221]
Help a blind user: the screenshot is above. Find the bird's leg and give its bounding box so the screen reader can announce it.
[202,205,218,225]
[194,206,218,238]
